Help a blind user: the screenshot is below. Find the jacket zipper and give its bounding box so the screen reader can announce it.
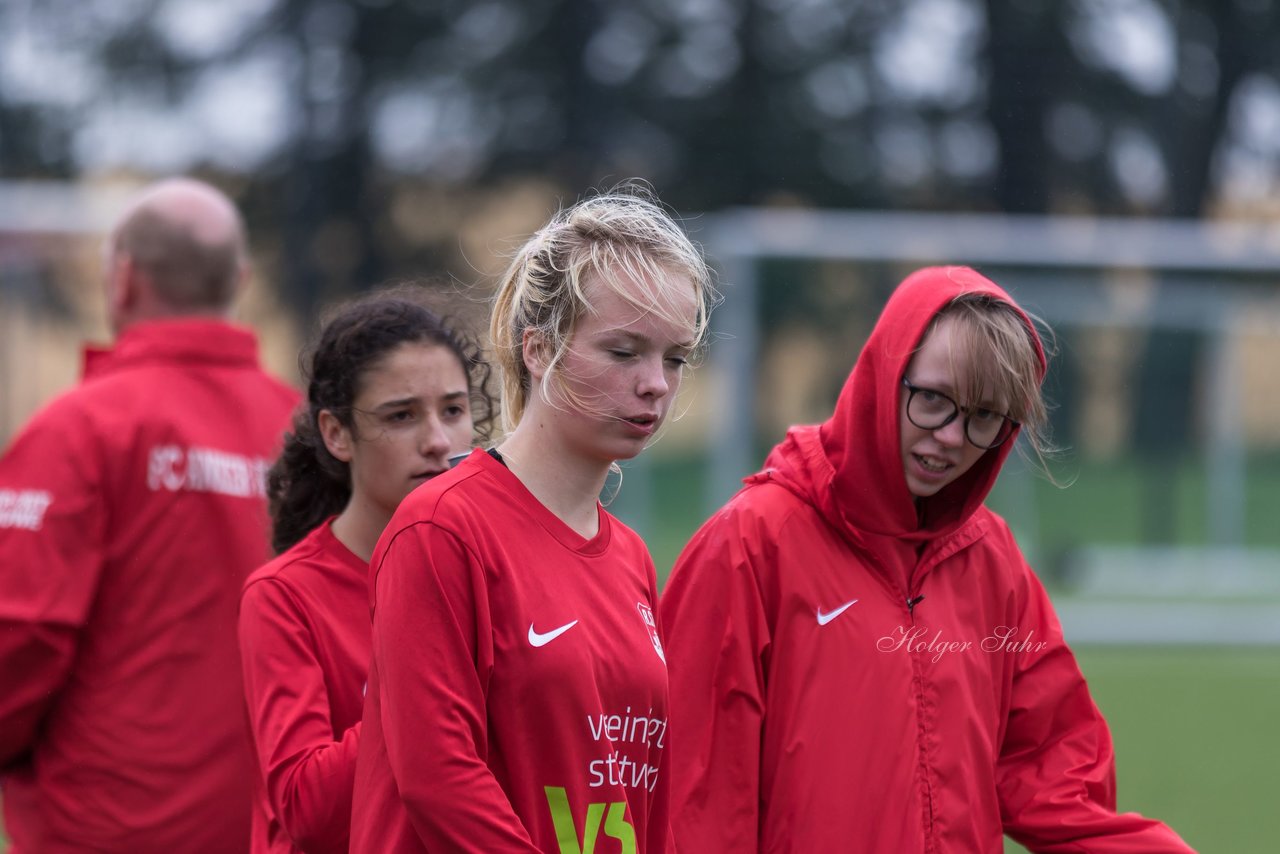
[851,544,937,846]
[904,587,935,849]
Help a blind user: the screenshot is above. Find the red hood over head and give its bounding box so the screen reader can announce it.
[756,266,1045,544]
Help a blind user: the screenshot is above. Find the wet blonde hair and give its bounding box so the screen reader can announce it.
[927,293,1057,466]
[490,185,713,433]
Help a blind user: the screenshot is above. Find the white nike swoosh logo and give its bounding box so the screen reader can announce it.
[528,620,579,647]
[816,599,858,626]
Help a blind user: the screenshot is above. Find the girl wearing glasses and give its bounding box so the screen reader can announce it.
[661,267,1191,852]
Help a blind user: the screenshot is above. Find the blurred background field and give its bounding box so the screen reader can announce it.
[6,0,1280,850]
[631,450,1280,581]
[1005,646,1280,853]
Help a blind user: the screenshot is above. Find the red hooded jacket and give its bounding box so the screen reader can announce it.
[660,268,1193,853]
[0,319,298,852]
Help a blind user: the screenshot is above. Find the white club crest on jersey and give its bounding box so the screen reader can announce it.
[636,602,665,664]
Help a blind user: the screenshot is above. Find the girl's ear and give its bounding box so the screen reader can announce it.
[318,410,354,463]
[522,328,550,382]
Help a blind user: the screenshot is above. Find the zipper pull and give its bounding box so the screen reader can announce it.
[907,595,925,614]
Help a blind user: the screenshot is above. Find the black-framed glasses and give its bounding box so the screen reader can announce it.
[901,377,1018,450]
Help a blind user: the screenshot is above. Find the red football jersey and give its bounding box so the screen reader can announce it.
[0,319,298,852]
[239,520,370,854]
[351,449,672,853]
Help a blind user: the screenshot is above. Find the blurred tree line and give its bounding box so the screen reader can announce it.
[3,0,1280,312]
[6,0,1280,550]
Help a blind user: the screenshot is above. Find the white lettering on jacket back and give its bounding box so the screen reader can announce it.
[0,489,53,530]
[147,445,270,498]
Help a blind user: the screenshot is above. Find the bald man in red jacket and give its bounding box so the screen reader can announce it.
[0,179,299,853]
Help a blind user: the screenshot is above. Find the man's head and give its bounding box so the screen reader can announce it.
[104,178,249,334]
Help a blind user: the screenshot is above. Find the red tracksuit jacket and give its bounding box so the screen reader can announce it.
[0,319,298,852]
[240,520,369,854]
[351,449,672,853]
[660,268,1194,853]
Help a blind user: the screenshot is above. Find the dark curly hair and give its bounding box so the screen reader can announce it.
[268,286,495,553]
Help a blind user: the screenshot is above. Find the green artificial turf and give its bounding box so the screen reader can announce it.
[1006,646,1280,853]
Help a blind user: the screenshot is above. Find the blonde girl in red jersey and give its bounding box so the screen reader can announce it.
[351,186,713,852]
[238,288,493,853]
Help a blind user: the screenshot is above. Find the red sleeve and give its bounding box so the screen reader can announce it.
[0,621,78,767]
[0,402,104,766]
[997,564,1194,853]
[660,514,769,854]
[370,522,539,851]
[645,558,675,854]
[239,578,359,854]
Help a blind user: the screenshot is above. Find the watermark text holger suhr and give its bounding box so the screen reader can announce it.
[877,626,1049,663]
